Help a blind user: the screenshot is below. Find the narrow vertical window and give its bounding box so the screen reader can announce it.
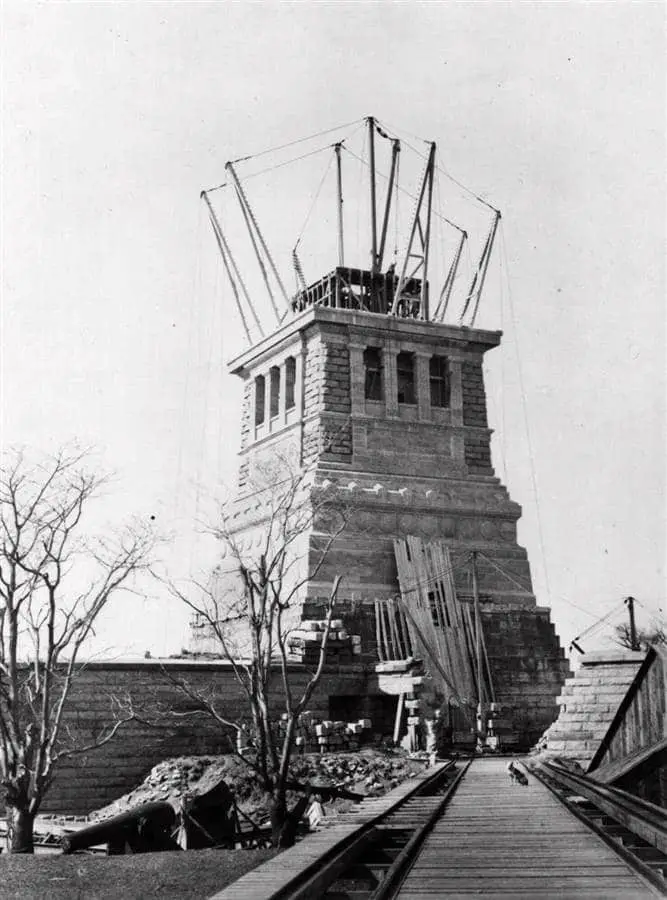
[364,347,383,401]
[285,356,296,411]
[254,375,265,426]
[429,355,451,408]
[397,351,415,404]
[270,366,280,419]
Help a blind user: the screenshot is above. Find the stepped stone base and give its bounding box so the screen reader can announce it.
[481,606,570,747]
[536,649,647,768]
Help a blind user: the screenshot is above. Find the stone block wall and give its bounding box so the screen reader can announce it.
[240,381,252,450]
[480,606,570,746]
[461,360,489,428]
[40,660,365,815]
[461,360,493,476]
[238,381,253,488]
[302,332,352,467]
[538,650,646,766]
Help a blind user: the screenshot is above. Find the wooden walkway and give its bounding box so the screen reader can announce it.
[396,757,660,899]
[209,764,450,900]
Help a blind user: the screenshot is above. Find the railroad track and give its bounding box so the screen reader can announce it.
[313,759,468,900]
[213,756,666,899]
[211,758,467,900]
[532,758,667,895]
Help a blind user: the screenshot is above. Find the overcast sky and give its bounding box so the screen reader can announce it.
[2,2,665,658]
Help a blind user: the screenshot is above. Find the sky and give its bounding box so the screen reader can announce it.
[1,2,665,659]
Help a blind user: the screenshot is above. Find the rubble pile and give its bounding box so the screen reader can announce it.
[289,750,424,798]
[91,757,238,822]
[286,618,362,664]
[92,750,426,826]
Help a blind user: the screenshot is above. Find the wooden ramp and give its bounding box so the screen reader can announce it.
[396,757,660,899]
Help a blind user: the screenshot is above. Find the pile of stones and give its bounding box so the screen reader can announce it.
[282,710,372,753]
[286,618,362,664]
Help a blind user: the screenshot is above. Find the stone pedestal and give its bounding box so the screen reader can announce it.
[198,304,569,745]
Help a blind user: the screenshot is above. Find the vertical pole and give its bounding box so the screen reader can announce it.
[471,551,484,731]
[468,210,501,328]
[368,116,378,274]
[225,161,291,314]
[390,149,435,315]
[334,143,344,268]
[433,230,467,323]
[625,596,639,650]
[378,140,400,271]
[420,143,436,321]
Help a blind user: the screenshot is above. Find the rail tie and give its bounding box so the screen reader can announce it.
[209,760,460,900]
[532,758,667,895]
[211,757,667,899]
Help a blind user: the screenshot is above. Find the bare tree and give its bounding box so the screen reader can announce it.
[0,446,155,852]
[615,622,666,651]
[166,456,348,847]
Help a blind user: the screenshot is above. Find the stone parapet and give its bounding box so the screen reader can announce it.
[537,649,647,767]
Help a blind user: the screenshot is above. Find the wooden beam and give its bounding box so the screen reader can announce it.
[393,692,406,745]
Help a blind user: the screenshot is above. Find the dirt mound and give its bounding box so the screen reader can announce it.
[92,749,426,824]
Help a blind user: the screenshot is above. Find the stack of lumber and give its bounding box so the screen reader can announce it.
[286,618,362,665]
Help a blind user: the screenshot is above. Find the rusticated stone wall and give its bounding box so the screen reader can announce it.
[480,606,569,744]
[40,660,365,815]
[302,331,352,467]
[461,359,493,476]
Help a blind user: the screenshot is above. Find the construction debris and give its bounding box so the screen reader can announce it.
[91,750,426,838]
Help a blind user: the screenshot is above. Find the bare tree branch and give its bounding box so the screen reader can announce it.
[164,453,350,847]
[0,445,156,852]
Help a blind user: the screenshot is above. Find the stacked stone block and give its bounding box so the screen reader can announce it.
[538,650,646,767]
[302,334,352,467]
[480,607,570,746]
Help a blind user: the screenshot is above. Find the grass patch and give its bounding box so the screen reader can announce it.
[0,847,277,900]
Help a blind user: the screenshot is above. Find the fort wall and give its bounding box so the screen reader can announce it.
[42,660,365,815]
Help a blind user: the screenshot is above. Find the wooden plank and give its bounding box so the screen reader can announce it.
[387,600,402,660]
[374,599,384,662]
[393,692,405,744]
[377,599,389,662]
[396,758,658,900]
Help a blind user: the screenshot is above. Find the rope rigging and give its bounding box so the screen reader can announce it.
[200,115,504,344]
[228,117,363,166]
[341,144,464,235]
[374,117,499,214]
[498,221,552,606]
